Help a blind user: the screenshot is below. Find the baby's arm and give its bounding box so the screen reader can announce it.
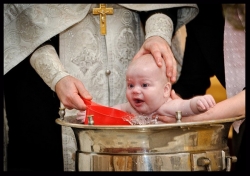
[155,94,216,117]
[190,94,216,114]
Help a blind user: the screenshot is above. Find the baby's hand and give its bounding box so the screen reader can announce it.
[196,94,216,112]
[76,110,86,123]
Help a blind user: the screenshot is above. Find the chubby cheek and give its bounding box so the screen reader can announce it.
[146,93,164,109]
[126,91,132,102]
[146,99,160,110]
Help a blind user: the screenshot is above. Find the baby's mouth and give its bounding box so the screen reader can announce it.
[133,98,144,105]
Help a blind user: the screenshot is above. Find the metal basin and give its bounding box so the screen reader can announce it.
[56,115,244,171]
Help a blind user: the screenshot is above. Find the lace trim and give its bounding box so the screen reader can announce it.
[30,45,69,91]
[145,13,173,46]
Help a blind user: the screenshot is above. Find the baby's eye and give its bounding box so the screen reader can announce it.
[142,83,149,88]
[128,84,134,89]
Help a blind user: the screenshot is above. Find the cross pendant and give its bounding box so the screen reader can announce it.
[93,4,114,35]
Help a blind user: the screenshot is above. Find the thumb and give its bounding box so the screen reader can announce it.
[171,89,181,99]
[133,48,147,60]
[75,81,92,100]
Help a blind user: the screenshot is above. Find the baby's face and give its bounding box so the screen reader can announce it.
[126,56,169,115]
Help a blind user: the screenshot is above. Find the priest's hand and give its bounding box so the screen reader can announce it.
[133,36,177,83]
[55,75,92,110]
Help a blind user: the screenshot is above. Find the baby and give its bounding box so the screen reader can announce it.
[77,54,216,123]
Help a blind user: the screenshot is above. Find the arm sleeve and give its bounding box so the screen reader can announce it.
[139,8,178,46]
[30,44,70,92]
[139,8,178,29]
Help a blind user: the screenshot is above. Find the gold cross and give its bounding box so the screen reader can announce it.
[93,4,113,35]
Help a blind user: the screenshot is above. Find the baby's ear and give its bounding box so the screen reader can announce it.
[163,82,171,98]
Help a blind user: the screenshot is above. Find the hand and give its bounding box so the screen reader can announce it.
[55,75,92,110]
[153,114,176,123]
[133,36,177,83]
[151,90,181,123]
[170,89,181,99]
[76,110,86,123]
[196,94,216,112]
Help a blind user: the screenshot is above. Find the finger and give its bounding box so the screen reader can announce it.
[60,94,86,110]
[171,89,181,99]
[170,89,175,98]
[151,50,163,67]
[63,92,88,110]
[208,95,216,106]
[76,114,85,119]
[208,97,216,107]
[162,44,175,72]
[62,102,75,110]
[203,95,216,108]
[76,115,86,123]
[76,81,92,100]
[200,99,210,109]
[163,54,173,77]
[63,105,73,110]
[212,98,216,106]
[73,95,88,110]
[60,97,75,110]
[170,58,177,83]
[133,48,148,60]
[157,115,176,123]
[77,110,86,116]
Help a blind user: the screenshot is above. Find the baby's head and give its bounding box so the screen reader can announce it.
[125,54,171,115]
[127,54,169,82]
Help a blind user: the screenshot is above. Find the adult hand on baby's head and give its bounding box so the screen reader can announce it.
[133,36,177,83]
